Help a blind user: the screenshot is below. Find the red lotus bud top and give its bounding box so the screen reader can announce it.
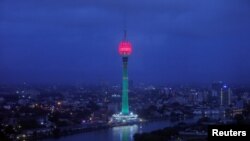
[118,41,132,56]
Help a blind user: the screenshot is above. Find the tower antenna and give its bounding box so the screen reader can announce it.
[124,29,127,40]
[123,12,127,40]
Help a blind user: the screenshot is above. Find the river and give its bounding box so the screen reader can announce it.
[44,117,201,141]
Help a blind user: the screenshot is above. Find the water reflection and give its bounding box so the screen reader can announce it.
[113,125,138,141]
[45,120,196,141]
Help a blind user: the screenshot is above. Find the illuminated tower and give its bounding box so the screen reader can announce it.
[110,31,139,123]
[118,30,132,115]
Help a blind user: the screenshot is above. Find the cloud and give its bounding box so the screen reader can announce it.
[0,0,250,84]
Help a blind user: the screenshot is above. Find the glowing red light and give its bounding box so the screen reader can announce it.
[118,41,132,56]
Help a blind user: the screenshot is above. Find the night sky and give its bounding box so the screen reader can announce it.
[0,0,250,85]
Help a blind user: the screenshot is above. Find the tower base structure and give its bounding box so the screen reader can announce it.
[110,112,139,123]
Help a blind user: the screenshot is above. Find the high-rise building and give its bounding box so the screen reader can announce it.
[220,85,232,107]
[210,81,226,106]
[211,81,224,97]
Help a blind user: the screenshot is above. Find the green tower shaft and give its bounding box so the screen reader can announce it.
[122,56,129,115]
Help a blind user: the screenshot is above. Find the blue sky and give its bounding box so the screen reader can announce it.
[0,0,250,85]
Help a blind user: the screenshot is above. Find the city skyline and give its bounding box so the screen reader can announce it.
[1,0,250,85]
[1,1,250,141]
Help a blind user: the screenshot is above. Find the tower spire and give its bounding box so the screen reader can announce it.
[124,29,127,40]
[123,12,127,41]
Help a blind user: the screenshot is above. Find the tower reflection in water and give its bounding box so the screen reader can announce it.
[112,125,138,141]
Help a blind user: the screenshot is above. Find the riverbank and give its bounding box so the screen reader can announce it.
[18,120,146,140]
[15,117,198,141]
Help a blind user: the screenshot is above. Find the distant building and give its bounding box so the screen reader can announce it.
[220,85,232,107]
[211,81,224,97]
[211,81,232,107]
[0,97,4,104]
[108,103,119,113]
